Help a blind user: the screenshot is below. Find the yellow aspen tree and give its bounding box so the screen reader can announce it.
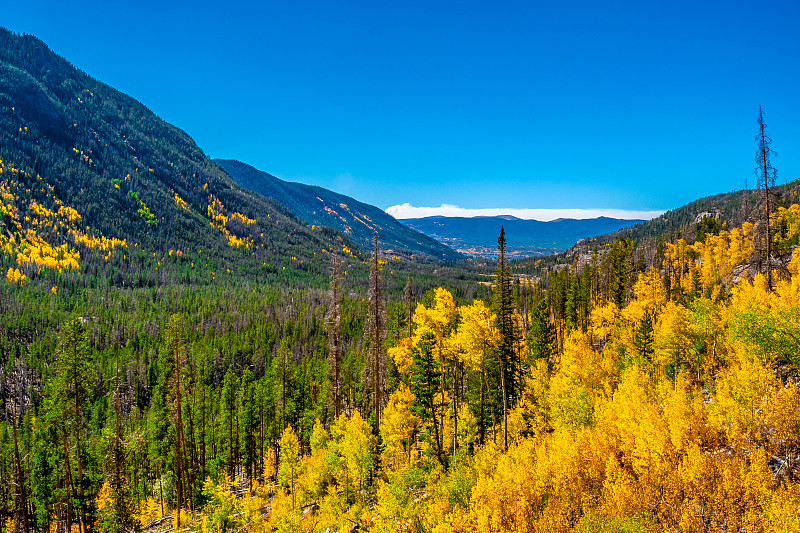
[410,288,457,460]
[278,425,301,510]
[549,331,614,429]
[330,411,374,504]
[380,384,421,466]
[450,300,500,444]
[654,300,693,377]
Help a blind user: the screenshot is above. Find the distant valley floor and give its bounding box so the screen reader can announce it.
[399,215,645,258]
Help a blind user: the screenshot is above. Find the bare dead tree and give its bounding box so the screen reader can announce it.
[404,274,413,339]
[755,106,777,287]
[6,373,29,533]
[325,253,343,419]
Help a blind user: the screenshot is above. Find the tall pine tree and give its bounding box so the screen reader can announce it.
[363,233,387,434]
[493,226,519,451]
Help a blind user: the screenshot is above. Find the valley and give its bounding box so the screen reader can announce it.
[399,215,646,258]
[1,24,799,533]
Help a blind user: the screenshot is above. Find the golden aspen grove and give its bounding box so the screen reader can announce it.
[90,203,799,533]
[2,24,800,533]
[144,209,800,533]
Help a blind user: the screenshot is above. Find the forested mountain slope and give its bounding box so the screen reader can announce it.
[515,179,800,276]
[589,179,800,247]
[0,28,362,290]
[217,159,463,261]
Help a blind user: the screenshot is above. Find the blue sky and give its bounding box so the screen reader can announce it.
[4,0,799,219]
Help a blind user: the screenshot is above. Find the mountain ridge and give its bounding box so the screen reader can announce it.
[0,27,362,288]
[216,158,463,261]
[400,214,645,258]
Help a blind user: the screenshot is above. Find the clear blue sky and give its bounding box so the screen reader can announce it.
[4,0,799,218]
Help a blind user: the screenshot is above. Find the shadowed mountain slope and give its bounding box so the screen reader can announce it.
[0,28,359,287]
[216,158,463,261]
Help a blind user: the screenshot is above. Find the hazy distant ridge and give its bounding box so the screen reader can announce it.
[400,215,644,257]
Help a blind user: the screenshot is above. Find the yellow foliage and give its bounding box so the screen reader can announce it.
[710,357,782,449]
[5,267,26,285]
[381,384,421,465]
[450,300,498,371]
[330,410,375,495]
[57,205,81,223]
[632,267,667,314]
[654,300,692,369]
[72,232,126,252]
[455,403,478,450]
[95,481,113,511]
[596,365,670,476]
[772,203,800,251]
[207,194,255,248]
[230,211,256,225]
[135,497,163,527]
[515,359,551,437]
[413,288,457,341]
[0,170,126,273]
[278,425,301,500]
[388,337,414,374]
[173,191,190,210]
[590,301,619,340]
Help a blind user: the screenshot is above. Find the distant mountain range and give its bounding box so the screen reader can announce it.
[400,215,645,258]
[216,159,462,261]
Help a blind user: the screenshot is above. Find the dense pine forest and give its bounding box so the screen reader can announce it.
[2,25,800,533]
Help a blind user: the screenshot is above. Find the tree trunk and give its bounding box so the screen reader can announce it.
[62,432,74,533]
[499,357,508,451]
[483,364,497,443]
[73,394,85,533]
[11,411,29,533]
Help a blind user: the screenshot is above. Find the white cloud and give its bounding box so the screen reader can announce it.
[385,203,665,222]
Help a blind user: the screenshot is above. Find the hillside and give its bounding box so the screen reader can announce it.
[216,158,463,261]
[400,215,644,258]
[513,180,800,276]
[0,28,361,289]
[586,180,800,247]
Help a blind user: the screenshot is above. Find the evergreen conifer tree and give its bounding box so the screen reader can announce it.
[493,226,519,451]
[54,318,92,533]
[363,233,387,433]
